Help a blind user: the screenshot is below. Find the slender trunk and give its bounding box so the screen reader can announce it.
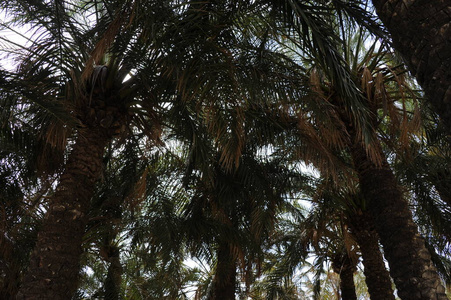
[371,0,451,131]
[209,242,236,300]
[104,246,122,300]
[332,252,357,300]
[348,211,396,300]
[350,141,448,300]
[17,126,111,299]
[96,194,125,300]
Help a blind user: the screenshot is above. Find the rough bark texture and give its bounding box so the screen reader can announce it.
[332,252,357,300]
[350,142,448,300]
[209,242,236,300]
[17,126,110,300]
[371,0,451,131]
[348,211,396,300]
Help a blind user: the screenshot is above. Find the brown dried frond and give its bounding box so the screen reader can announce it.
[81,8,127,82]
[373,71,388,117]
[210,202,232,226]
[126,167,149,212]
[379,65,421,155]
[366,138,385,167]
[309,67,326,98]
[294,113,348,181]
[43,120,70,150]
[218,133,244,171]
[68,69,86,107]
[361,67,373,102]
[341,221,359,266]
[308,71,351,151]
[212,105,246,171]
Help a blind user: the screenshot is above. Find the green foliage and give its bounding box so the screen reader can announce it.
[0,0,449,299]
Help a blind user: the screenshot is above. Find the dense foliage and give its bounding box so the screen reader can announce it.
[0,0,450,299]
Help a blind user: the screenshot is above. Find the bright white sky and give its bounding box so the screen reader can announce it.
[0,10,33,70]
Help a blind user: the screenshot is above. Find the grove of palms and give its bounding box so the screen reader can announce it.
[0,1,450,300]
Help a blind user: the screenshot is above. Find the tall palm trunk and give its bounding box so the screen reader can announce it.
[209,242,236,300]
[371,0,451,131]
[350,140,448,300]
[17,126,111,299]
[331,252,357,300]
[348,211,395,300]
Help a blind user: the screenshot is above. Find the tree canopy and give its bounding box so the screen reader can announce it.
[0,0,450,299]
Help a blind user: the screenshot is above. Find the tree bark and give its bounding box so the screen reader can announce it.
[348,211,396,300]
[350,141,448,300]
[332,251,357,300]
[209,242,236,300]
[17,126,111,300]
[371,0,451,131]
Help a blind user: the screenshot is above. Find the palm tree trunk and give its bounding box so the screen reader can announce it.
[332,252,357,300]
[348,211,395,300]
[104,246,123,300]
[371,0,451,131]
[17,126,111,300]
[210,242,236,300]
[350,141,448,300]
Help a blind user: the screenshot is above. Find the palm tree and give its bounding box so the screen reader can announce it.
[115,146,197,300]
[316,179,396,300]
[261,190,363,300]
[305,27,448,298]
[77,137,149,300]
[331,247,358,300]
[254,3,446,295]
[118,146,290,300]
[180,145,297,299]
[149,73,309,298]
[370,0,451,133]
[347,206,396,300]
[0,0,214,297]
[263,170,396,300]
